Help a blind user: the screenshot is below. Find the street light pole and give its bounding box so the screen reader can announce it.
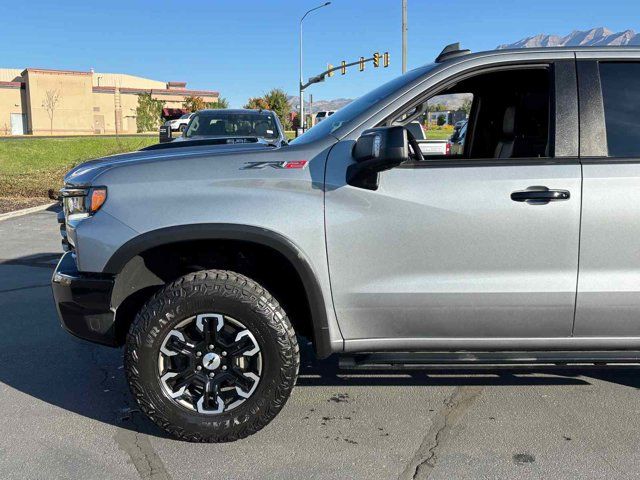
[402,0,407,73]
[299,2,331,132]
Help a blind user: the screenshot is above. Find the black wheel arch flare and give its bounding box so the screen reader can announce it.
[103,224,334,358]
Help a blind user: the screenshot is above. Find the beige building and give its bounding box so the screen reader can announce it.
[0,68,218,135]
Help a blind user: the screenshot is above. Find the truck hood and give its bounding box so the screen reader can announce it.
[64,142,276,187]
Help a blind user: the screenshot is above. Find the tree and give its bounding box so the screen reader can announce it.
[243,89,292,128]
[291,113,301,130]
[183,96,208,113]
[244,97,270,110]
[42,89,61,135]
[184,95,229,111]
[460,98,472,115]
[209,96,229,109]
[135,93,165,132]
[437,114,446,126]
[427,102,448,112]
[263,88,291,129]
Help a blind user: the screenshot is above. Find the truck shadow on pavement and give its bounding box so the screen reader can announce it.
[1,252,640,440]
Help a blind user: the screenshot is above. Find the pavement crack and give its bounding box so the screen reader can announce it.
[115,427,172,480]
[400,386,483,480]
[86,347,171,480]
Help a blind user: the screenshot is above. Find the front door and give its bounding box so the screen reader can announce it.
[325,63,582,346]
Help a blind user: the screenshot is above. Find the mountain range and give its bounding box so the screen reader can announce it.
[286,95,352,113]
[498,27,640,49]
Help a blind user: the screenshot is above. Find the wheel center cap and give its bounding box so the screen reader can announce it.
[202,352,221,371]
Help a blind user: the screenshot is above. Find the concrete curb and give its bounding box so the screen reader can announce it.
[0,202,57,222]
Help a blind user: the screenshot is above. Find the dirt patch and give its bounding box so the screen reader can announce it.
[0,197,52,214]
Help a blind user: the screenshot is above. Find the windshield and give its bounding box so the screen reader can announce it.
[185,112,279,139]
[179,113,191,119]
[290,64,436,145]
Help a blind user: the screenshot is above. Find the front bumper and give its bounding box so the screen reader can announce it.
[52,251,118,346]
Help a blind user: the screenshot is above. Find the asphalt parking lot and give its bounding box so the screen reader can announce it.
[2,208,640,479]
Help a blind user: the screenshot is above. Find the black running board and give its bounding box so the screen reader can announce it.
[338,351,640,370]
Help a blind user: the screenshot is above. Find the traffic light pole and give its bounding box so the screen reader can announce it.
[299,2,332,132]
[300,53,388,91]
[297,52,388,135]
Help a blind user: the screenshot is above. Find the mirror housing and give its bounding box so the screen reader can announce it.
[348,126,409,190]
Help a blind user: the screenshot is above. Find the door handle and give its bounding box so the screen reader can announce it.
[511,186,570,205]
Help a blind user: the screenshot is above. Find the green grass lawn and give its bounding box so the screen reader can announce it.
[0,130,452,200]
[425,129,453,140]
[0,136,157,198]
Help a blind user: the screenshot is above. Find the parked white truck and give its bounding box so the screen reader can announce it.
[406,121,451,156]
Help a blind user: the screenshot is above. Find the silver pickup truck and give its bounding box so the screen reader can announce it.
[52,42,640,442]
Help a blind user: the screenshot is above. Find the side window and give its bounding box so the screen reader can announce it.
[470,68,551,159]
[599,62,640,157]
[389,66,553,160]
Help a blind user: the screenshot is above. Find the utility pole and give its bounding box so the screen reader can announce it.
[299,2,331,133]
[402,0,407,73]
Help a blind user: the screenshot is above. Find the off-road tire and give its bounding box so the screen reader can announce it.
[124,270,299,442]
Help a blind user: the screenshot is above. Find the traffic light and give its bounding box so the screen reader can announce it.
[383,51,390,68]
[359,57,365,72]
[373,52,380,68]
[341,61,346,75]
[327,64,334,77]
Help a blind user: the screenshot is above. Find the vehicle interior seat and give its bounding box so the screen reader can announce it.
[236,121,252,136]
[514,92,550,158]
[494,105,516,158]
[254,122,268,137]
[206,120,227,136]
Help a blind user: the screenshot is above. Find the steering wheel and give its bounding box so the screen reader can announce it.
[406,129,424,162]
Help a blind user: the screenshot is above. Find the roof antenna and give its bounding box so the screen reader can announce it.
[435,42,471,63]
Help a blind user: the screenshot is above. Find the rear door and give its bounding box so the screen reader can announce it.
[325,61,583,349]
[574,56,640,336]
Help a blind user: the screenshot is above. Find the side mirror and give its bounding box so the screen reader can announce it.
[348,126,409,190]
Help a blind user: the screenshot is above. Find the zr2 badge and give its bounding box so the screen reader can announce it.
[241,160,308,170]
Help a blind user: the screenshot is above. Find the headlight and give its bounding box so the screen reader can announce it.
[61,187,107,221]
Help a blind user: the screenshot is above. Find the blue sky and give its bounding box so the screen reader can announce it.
[2,0,639,107]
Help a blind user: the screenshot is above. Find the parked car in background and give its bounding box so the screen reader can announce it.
[170,109,287,147]
[407,120,451,156]
[315,110,335,123]
[165,113,195,132]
